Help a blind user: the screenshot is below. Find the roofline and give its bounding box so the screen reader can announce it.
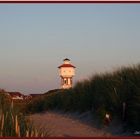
[58,65,76,68]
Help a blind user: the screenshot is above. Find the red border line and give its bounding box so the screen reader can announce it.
[0,1,140,3]
[1,136,140,139]
[0,0,140,139]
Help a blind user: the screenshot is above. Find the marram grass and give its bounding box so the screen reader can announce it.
[0,93,48,137]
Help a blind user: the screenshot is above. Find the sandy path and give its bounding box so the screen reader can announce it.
[30,111,111,137]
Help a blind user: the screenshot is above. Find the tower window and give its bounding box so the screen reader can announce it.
[64,80,67,84]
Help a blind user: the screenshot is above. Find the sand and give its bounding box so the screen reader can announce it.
[29,111,111,137]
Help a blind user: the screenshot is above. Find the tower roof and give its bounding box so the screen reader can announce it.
[63,58,70,61]
[58,64,76,68]
[58,58,76,68]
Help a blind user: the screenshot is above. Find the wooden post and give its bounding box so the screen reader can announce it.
[122,102,126,120]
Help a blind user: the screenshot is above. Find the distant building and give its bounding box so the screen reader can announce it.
[24,95,32,100]
[58,58,76,89]
[0,89,6,93]
[1,90,44,100]
[7,92,24,100]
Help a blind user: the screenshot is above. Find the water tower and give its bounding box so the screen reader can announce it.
[58,58,76,89]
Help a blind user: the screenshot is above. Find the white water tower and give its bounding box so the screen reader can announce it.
[58,58,76,89]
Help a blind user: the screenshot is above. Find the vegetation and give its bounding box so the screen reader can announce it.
[26,64,140,133]
[0,92,48,137]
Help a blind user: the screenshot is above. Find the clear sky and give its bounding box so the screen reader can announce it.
[0,4,140,94]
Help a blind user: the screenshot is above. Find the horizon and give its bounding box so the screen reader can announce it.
[0,4,140,94]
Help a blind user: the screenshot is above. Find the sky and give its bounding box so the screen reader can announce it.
[0,4,140,94]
